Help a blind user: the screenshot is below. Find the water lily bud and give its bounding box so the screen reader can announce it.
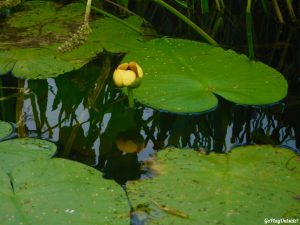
[113,62,143,88]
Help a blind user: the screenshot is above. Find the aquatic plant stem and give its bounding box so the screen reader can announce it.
[16,79,26,138]
[29,94,42,133]
[84,1,141,33]
[200,0,209,14]
[272,0,285,24]
[211,17,224,38]
[246,0,254,60]
[153,0,218,46]
[215,0,221,11]
[84,0,92,24]
[286,0,296,22]
[219,0,225,9]
[127,88,134,108]
[260,0,270,15]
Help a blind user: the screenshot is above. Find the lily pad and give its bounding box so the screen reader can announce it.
[0,121,13,140]
[127,146,300,224]
[0,138,57,173]
[123,38,288,113]
[0,158,129,225]
[0,1,143,79]
[3,48,75,79]
[0,138,129,224]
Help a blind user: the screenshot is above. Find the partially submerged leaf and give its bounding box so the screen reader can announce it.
[0,138,57,173]
[0,159,129,225]
[128,146,300,224]
[0,121,13,140]
[0,138,129,224]
[123,38,288,113]
[0,52,15,75]
[3,48,74,79]
[0,1,143,79]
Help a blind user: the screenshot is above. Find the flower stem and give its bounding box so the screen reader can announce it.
[127,88,134,108]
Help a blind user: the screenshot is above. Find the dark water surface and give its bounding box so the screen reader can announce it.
[1,2,300,184]
[0,52,299,184]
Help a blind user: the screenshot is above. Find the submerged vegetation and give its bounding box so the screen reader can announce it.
[0,0,299,224]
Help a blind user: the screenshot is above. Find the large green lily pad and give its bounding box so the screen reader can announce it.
[0,138,129,224]
[127,146,300,224]
[0,1,143,79]
[0,121,13,140]
[123,38,288,113]
[0,138,57,173]
[0,159,129,225]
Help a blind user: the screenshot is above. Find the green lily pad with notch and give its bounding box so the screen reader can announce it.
[127,146,300,224]
[0,1,143,79]
[0,158,129,225]
[122,38,288,113]
[0,121,13,140]
[0,138,57,173]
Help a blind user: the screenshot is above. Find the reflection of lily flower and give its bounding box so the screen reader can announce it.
[113,62,143,89]
[116,131,145,153]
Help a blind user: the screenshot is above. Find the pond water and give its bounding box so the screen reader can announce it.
[0,51,299,184]
[1,1,300,186]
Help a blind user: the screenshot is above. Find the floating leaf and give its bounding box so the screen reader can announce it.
[123,38,288,113]
[0,159,129,225]
[0,139,129,224]
[0,52,15,75]
[128,146,300,224]
[0,1,143,79]
[2,48,75,79]
[88,17,143,54]
[0,138,57,173]
[0,121,13,140]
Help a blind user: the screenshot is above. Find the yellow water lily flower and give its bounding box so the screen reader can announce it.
[113,62,143,89]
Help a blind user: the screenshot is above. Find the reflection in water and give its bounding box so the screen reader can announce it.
[116,131,145,154]
[0,54,299,183]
